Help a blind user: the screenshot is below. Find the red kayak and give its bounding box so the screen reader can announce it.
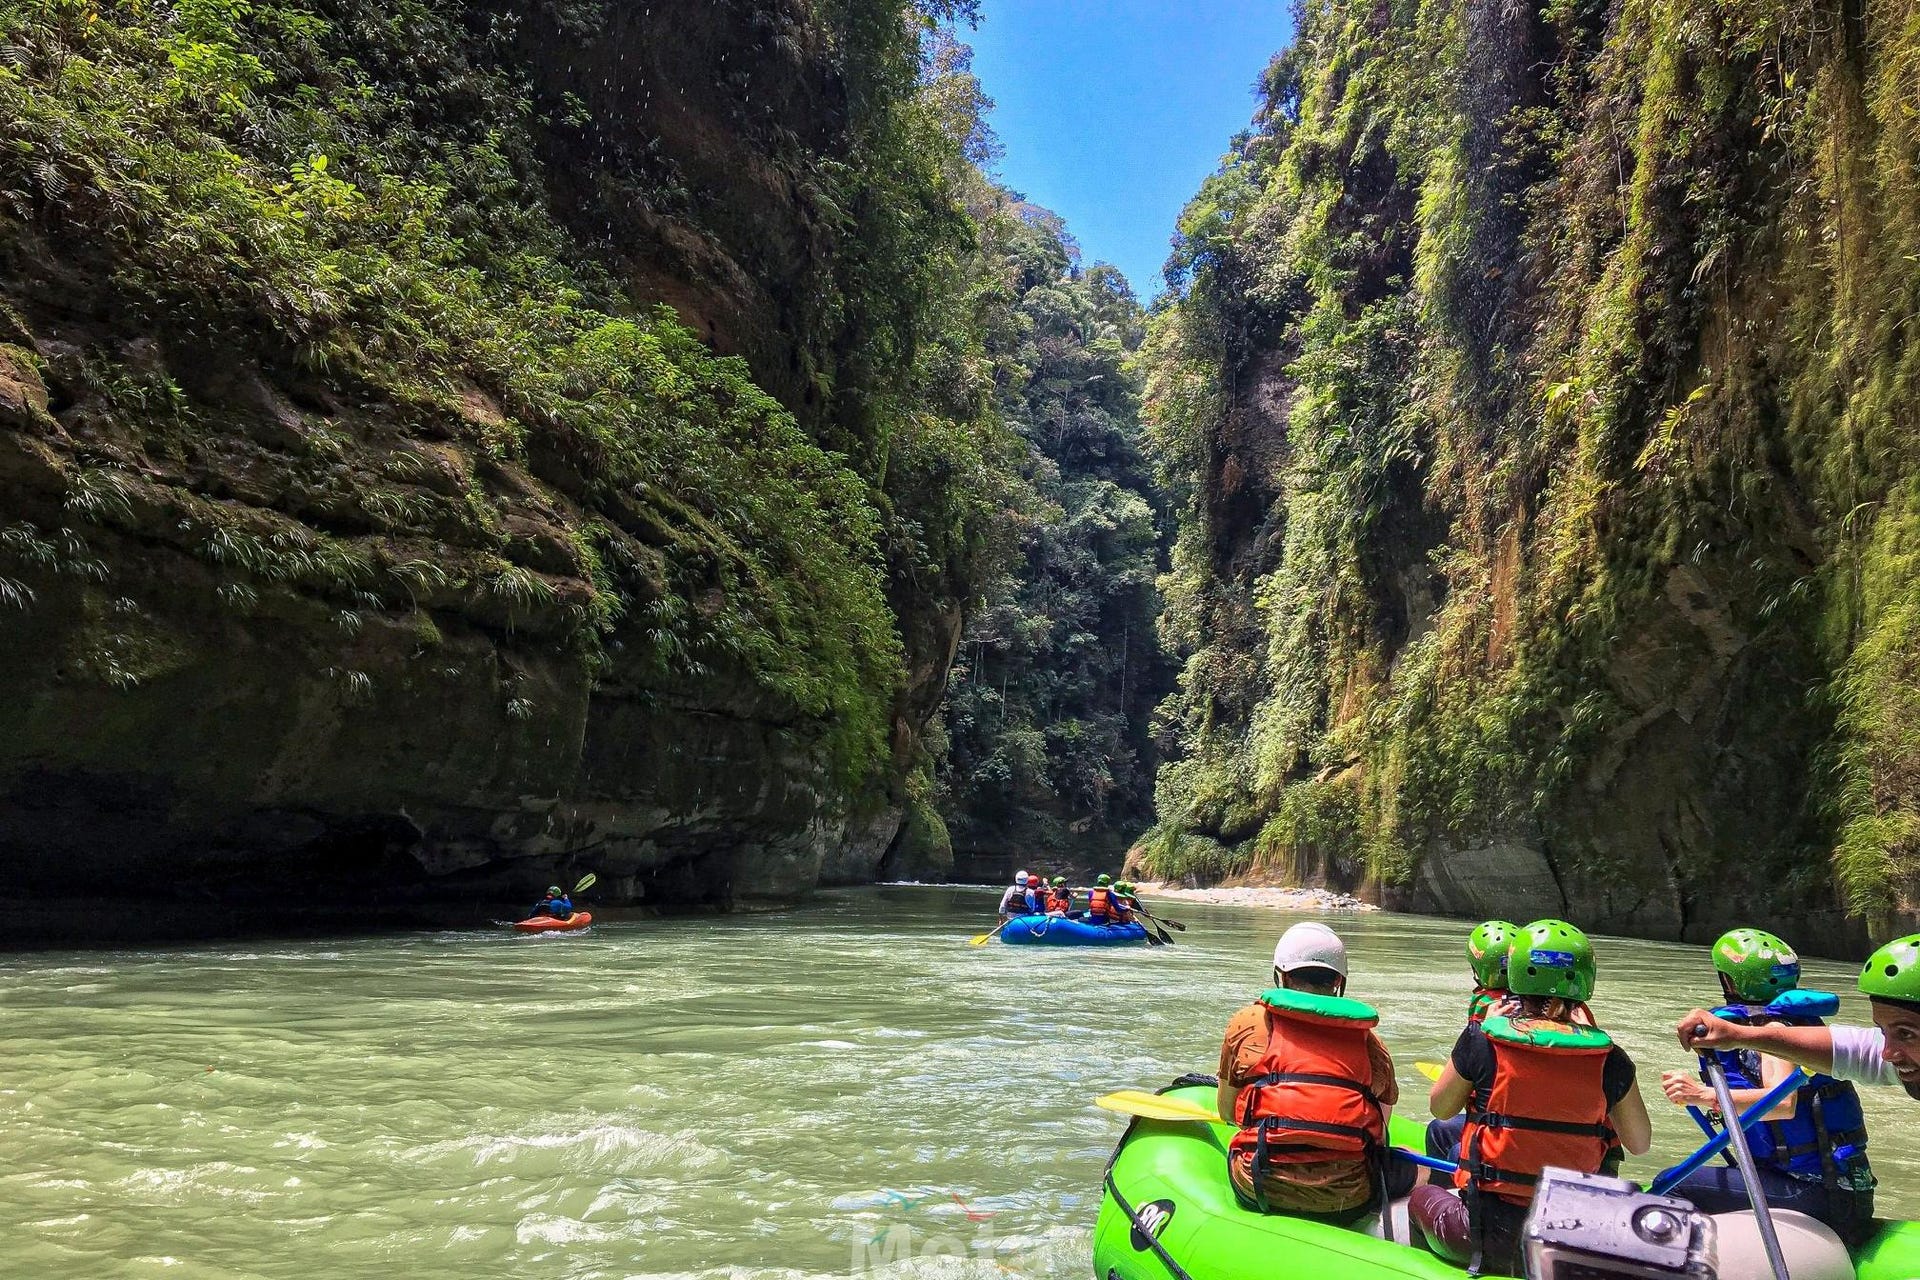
[513,911,593,933]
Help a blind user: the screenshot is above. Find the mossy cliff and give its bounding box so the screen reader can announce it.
[0,0,1013,926]
[1138,0,1920,949]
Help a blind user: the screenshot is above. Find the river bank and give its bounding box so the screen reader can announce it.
[1134,881,1378,912]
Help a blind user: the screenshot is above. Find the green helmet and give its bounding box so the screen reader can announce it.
[1116,880,1135,893]
[1507,920,1597,1002]
[547,885,562,896]
[1052,875,1067,886]
[1096,874,1113,886]
[1713,928,1800,1003]
[1860,934,1920,1003]
[1467,920,1521,988]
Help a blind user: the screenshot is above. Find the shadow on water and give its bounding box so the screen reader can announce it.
[0,884,1913,1278]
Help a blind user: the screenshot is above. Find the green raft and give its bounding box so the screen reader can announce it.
[1093,1081,1920,1280]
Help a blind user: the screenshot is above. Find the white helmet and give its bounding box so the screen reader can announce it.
[1014,870,1030,886]
[1273,922,1348,977]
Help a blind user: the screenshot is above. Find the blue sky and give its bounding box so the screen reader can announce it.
[964,1,1294,300]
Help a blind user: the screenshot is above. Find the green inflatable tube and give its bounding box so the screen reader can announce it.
[1093,1083,1920,1280]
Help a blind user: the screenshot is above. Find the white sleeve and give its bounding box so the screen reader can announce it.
[1828,1024,1898,1086]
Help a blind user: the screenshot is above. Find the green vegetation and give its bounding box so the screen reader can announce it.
[930,180,1173,863]
[1141,0,1920,920]
[0,0,1015,788]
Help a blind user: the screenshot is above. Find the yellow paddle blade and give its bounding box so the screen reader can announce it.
[1415,1061,1444,1082]
[969,933,994,946]
[1095,1091,1223,1124]
[573,872,597,894]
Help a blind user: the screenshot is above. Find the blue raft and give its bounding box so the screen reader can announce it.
[999,914,1149,946]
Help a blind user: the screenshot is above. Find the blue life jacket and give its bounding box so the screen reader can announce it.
[1705,990,1871,1189]
[535,896,571,918]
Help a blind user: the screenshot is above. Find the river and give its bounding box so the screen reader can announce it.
[2,886,1914,1278]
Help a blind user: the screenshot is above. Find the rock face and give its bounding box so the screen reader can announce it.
[1137,0,1920,955]
[0,0,990,933]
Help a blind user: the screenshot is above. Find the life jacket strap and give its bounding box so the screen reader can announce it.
[1245,1069,1380,1101]
[1478,1110,1614,1140]
[1771,1128,1868,1159]
[1462,1158,1543,1189]
[1250,1114,1381,1146]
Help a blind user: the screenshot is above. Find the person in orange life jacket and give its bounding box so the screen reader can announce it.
[1045,876,1073,915]
[997,872,1034,921]
[1656,928,1874,1240]
[1109,881,1139,925]
[1215,922,1415,1228]
[527,885,572,921]
[1085,874,1116,924]
[1425,920,1521,1164]
[1409,920,1652,1277]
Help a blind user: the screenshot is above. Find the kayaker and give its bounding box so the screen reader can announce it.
[997,872,1033,921]
[1410,919,1653,1276]
[528,885,573,921]
[1215,922,1413,1228]
[1680,931,1920,1102]
[1045,875,1073,915]
[1657,927,1874,1239]
[1086,874,1116,924]
[1425,919,1521,1164]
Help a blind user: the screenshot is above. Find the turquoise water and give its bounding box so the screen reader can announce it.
[0,886,1912,1277]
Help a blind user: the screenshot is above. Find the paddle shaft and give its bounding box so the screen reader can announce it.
[1650,1066,1805,1194]
[1391,1148,1457,1175]
[971,918,1015,946]
[1132,903,1174,945]
[1701,1053,1791,1280]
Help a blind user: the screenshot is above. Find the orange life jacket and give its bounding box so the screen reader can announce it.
[1110,895,1135,924]
[1046,888,1071,913]
[1467,986,1503,1024]
[1228,990,1385,1210]
[1087,887,1113,919]
[1455,1016,1616,1206]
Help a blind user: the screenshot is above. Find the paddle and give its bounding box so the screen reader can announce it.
[1096,1090,1224,1123]
[1415,1061,1444,1082]
[1131,902,1175,946]
[1650,1066,1806,1194]
[1699,1050,1791,1280]
[969,918,1014,947]
[1094,1090,1461,1174]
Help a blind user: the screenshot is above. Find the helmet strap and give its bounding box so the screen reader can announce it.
[1717,972,1742,1005]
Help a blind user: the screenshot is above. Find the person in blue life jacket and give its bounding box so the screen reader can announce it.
[1658,927,1874,1241]
[528,885,573,922]
[1023,874,1049,916]
[1085,874,1117,924]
